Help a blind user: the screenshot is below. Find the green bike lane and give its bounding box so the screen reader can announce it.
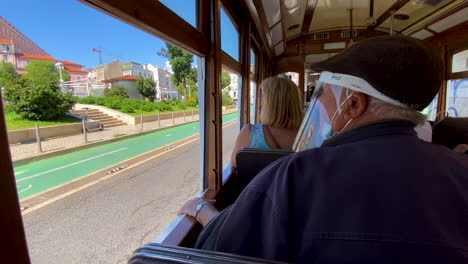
[15,112,238,200]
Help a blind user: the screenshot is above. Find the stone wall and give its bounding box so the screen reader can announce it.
[8,120,100,144]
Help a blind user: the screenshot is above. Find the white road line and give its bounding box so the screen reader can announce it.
[19,184,33,193]
[16,147,128,183]
[15,170,28,175]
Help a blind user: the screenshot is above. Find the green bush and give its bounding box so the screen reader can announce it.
[4,78,76,120]
[78,96,97,104]
[121,105,135,113]
[186,101,198,107]
[222,91,233,106]
[104,85,129,98]
[103,96,123,109]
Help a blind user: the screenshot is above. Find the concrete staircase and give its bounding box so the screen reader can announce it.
[69,108,126,128]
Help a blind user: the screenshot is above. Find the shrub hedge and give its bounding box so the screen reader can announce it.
[77,96,198,114]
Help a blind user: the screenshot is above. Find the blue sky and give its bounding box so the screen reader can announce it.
[2,0,239,69]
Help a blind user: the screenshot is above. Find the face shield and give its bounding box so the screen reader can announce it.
[293,71,407,151]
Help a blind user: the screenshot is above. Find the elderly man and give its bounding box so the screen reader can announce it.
[178,36,468,263]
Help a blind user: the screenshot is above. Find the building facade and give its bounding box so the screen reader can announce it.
[0,16,48,55]
[144,64,178,101]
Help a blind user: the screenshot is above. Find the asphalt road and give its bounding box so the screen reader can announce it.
[22,120,239,264]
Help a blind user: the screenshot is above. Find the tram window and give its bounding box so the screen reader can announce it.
[446,79,468,117]
[421,94,438,121]
[3,1,202,263]
[220,8,240,61]
[250,80,257,124]
[452,50,468,73]
[159,0,197,28]
[221,69,240,168]
[250,49,256,74]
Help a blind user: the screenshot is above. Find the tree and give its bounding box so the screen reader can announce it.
[0,61,18,88]
[24,60,70,89]
[3,78,76,120]
[136,76,156,100]
[3,60,75,120]
[222,91,233,106]
[158,43,194,101]
[177,78,198,100]
[222,71,231,90]
[104,85,128,98]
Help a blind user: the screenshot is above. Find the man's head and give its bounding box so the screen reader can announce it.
[294,36,443,150]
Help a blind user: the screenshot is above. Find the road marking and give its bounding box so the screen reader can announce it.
[16,147,128,183]
[22,137,200,215]
[19,184,33,193]
[21,120,238,215]
[15,170,27,175]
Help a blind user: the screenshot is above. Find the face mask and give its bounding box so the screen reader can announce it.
[293,85,353,151]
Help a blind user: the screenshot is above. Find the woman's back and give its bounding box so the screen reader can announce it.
[249,124,296,150]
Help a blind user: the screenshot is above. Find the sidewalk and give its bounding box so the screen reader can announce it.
[10,109,237,162]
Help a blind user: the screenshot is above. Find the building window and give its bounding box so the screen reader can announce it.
[77,76,82,82]
[3,55,7,61]
[1,44,7,52]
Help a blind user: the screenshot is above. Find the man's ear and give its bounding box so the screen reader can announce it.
[344,92,368,119]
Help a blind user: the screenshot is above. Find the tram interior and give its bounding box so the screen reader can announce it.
[1,0,467,263]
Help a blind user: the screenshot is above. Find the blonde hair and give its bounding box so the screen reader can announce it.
[260,76,304,130]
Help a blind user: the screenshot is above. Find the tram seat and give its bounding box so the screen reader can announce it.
[218,148,292,206]
[432,117,468,149]
[236,148,293,190]
[128,243,286,264]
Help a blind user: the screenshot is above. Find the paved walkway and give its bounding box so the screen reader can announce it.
[10,109,237,161]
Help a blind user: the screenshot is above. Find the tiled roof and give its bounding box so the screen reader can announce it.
[102,75,138,83]
[0,39,13,44]
[64,65,87,73]
[15,53,57,61]
[61,60,82,67]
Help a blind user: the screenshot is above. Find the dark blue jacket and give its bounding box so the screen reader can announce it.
[197,121,468,263]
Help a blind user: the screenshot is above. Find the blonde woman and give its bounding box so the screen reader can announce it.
[230,76,304,169]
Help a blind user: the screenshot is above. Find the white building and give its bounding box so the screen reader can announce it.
[144,64,178,101]
[122,62,153,79]
[223,69,239,103]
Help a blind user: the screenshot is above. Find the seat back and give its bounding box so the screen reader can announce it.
[128,243,287,264]
[236,148,293,191]
[432,117,468,149]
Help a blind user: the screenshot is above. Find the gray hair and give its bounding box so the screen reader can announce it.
[368,97,426,126]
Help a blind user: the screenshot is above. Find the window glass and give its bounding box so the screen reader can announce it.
[421,94,438,121]
[220,8,239,61]
[159,0,197,28]
[2,1,202,262]
[452,50,468,73]
[221,68,240,168]
[250,49,256,74]
[446,79,468,117]
[250,80,257,124]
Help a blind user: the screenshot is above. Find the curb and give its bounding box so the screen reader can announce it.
[13,111,237,167]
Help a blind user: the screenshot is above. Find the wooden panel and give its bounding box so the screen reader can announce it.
[78,0,209,56]
[0,93,31,263]
[240,21,252,127]
[363,0,411,32]
[428,21,468,50]
[251,0,274,57]
[301,0,319,34]
[204,0,224,192]
[157,215,201,247]
[221,52,242,74]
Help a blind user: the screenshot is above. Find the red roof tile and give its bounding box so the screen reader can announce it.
[61,60,83,67]
[102,75,138,83]
[15,53,57,61]
[64,65,87,73]
[0,39,13,44]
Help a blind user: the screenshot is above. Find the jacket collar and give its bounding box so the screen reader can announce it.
[322,120,417,148]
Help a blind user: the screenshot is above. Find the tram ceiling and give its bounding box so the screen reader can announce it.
[246,0,467,59]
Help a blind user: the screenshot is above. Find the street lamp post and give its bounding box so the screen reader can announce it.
[55,61,64,93]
